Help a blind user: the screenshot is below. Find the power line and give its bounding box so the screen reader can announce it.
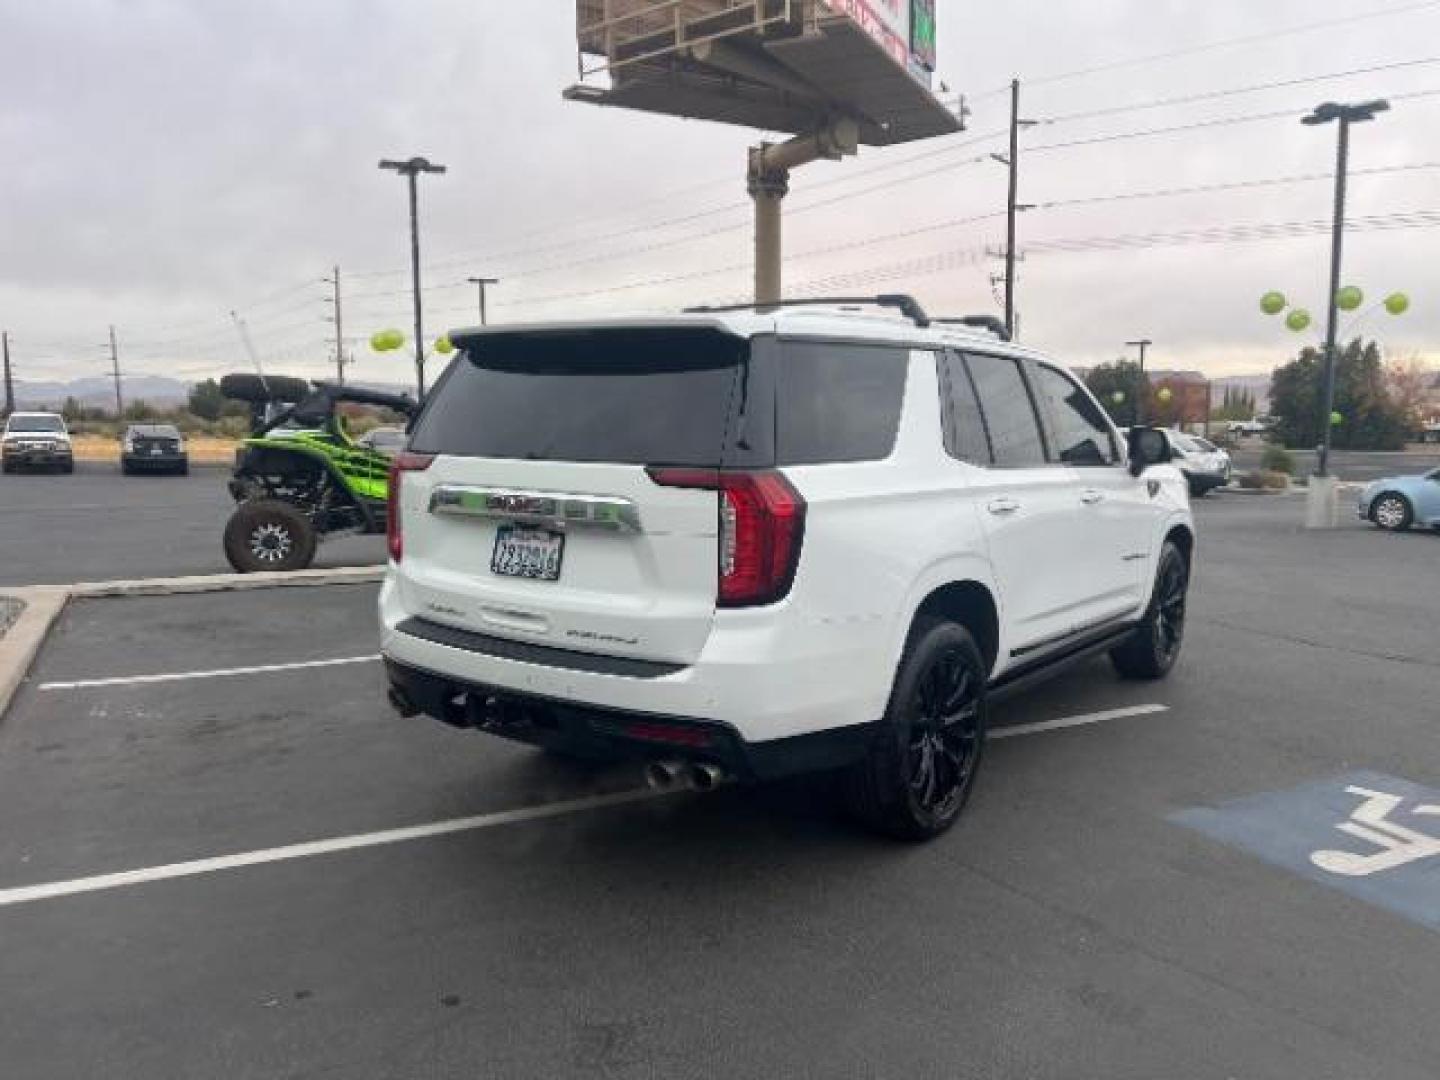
[1041,55,1440,126]
[973,0,1440,97]
[1027,89,1440,155]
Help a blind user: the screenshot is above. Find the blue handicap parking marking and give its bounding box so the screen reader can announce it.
[1172,770,1440,932]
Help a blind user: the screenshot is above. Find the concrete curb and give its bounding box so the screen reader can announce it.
[70,565,385,599]
[0,567,385,718]
[0,587,69,720]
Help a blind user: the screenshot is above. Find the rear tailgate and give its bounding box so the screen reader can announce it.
[395,327,758,668]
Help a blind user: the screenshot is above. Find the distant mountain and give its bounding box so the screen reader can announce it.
[10,374,414,412]
[13,376,190,409]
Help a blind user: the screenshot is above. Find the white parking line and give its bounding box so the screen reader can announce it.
[0,702,1167,910]
[38,655,382,692]
[0,789,662,909]
[991,704,1169,740]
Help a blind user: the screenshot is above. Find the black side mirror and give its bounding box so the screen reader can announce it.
[1128,427,1173,477]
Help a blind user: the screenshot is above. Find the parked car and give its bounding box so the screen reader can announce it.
[121,423,188,475]
[1226,420,1269,437]
[1358,469,1440,531]
[380,298,1195,841]
[1122,428,1231,496]
[1,412,74,474]
[356,426,408,458]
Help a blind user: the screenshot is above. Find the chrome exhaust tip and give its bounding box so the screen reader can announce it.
[644,760,686,791]
[687,762,727,793]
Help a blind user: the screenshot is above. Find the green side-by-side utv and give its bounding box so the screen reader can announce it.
[219,374,418,573]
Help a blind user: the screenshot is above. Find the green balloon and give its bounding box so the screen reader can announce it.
[434,336,455,355]
[1330,411,1344,427]
[1336,286,1364,312]
[1260,291,1287,316]
[370,328,405,352]
[1285,309,1312,333]
[1384,292,1410,316]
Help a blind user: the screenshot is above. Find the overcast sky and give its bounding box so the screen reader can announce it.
[2,0,1437,386]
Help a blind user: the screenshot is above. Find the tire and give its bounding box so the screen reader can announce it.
[1,461,13,475]
[61,461,74,475]
[219,373,312,405]
[176,463,190,477]
[223,500,318,573]
[1370,492,1413,532]
[1111,541,1189,680]
[844,618,988,842]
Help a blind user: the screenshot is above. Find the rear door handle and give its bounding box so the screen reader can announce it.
[987,498,1021,515]
[1080,489,1105,505]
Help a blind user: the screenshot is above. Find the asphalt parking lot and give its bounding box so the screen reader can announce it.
[1,496,1437,1079]
[0,463,384,587]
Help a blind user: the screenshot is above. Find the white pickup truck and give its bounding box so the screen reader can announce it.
[1,412,75,474]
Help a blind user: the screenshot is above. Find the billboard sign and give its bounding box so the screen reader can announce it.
[824,0,910,71]
[823,0,935,82]
[910,0,936,71]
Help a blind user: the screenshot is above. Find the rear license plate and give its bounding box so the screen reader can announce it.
[150,446,162,456]
[491,526,564,581]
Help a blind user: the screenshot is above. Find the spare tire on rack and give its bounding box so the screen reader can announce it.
[219,373,313,405]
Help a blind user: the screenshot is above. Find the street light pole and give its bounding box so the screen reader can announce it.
[1126,338,1152,425]
[1302,99,1389,478]
[467,276,499,326]
[379,156,447,397]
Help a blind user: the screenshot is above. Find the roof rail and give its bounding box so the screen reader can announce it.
[685,294,931,328]
[934,315,1011,341]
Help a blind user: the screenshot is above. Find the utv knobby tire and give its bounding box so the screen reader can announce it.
[223,500,318,573]
[219,373,312,406]
[844,618,988,842]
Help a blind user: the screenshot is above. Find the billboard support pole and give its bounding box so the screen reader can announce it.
[748,119,859,304]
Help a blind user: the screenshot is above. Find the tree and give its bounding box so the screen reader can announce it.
[188,378,226,421]
[60,396,85,421]
[1269,338,1411,451]
[1387,357,1434,434]
[123,399,157,422]
[1084,359,1146,427]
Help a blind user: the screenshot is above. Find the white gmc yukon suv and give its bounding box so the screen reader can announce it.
[380,298,1193,840]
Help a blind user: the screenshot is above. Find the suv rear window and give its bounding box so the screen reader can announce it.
[409,328,746,466]
[775,341,907,465]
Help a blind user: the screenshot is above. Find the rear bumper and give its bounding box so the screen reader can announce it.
[123,453,187,470]
[3,447,72,467]
[384,656,873,781]
[379,571,892,756]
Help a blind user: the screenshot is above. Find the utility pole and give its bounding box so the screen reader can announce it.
[324,265,346,383]
[379,156,448,398]
[1126,338,1153,425]
[2,331,13,417]
[108,325,124,419]
[990,80,1037,339]
[1302,99,1390,478]
[467,276,499,325]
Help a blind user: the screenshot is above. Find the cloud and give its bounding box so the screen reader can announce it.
[1,0,1435,382]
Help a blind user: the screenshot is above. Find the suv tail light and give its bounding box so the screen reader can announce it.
[387,451,435,562]
[648,468,806,608]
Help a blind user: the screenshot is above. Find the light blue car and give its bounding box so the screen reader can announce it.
[1357,468,1440,531]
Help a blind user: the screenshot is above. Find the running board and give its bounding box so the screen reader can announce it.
[989,623,1138,703]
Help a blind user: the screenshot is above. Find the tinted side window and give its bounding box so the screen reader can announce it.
[1031,363,1118,466]
[964,353,1048,467]
[939,352,993,465]
[776,342,907,466]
